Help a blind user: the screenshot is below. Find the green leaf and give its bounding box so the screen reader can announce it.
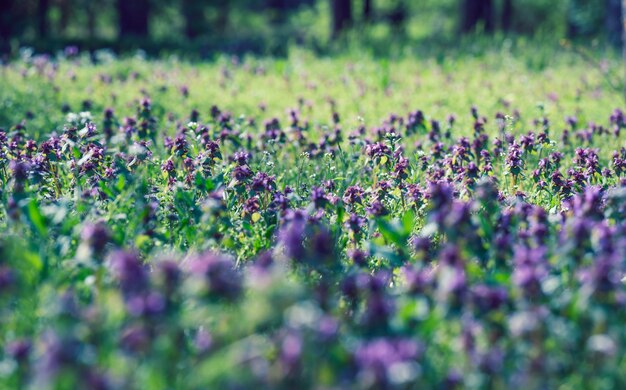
[26,199,48,237]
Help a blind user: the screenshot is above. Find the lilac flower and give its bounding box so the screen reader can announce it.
[367,199,388,216]
[580,254,622,294]
[194,328,213,355]
[0,266,16,292]
[80,222,110,255]
[186,252,242,300]
[348,249,368,267]
[505,142,524,176]
[512,247,547,297]
[403,266,434,294]
[120,325,151,353]
[346,213,366,235]
[278,216,306,261]
[243,196,260,216]
[365,142,391,160]
[354,338,421,386]
[155,260,181,297]
[232,165,253,182]
[471,284,508,312]
[280,332,303,371]
[478,348,504,374]
[161,159,175,174]
[6,339,32,363]
[343,185,365,205]
[231,151,251,165]
[310,186,328,208]
[109,251,148,297]
[251,172,276,193]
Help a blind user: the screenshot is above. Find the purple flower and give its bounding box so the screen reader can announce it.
[161,159,175,173]
[6,339,32,363]
[232,165,253,182]
[81,222,110,254]
[439,245,463,267]
[403,266,434,294]
[471,284,508,312]
[427,181,454,210]
[354,338,421,386]
[155,260,181,296]
[279,217,306,261]
[38,333,82,379]
[0,266,16,292]
[580,254,622,294]
[393,157,410,179]
[243,196,260,216]
[280,332,303,370]
[187,252,242,300]
[251,172,276,193]
[346,213,366,235]
[109,251,148,297]
[194,328,213,355]
[348,249,368,267]
[343,186,365,205]
[478,348,504,374]
[120,325,151,353]
[365,142,391,159]
[311,186,328,208]
[231,151,251,165]
[367,199,388,216]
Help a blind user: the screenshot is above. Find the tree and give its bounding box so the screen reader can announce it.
[388,0,408,32]
[264,0,317,26]
[37,0,49,39]
[501,0,512,32]
[0,0,14,44]
[363,0,373,22]
[182,0,206,39]
[606,0,622,46]
[215,1,230,35]
[623,0,626,101]
[331,0,352,38]
[0,0,28,53]
[84,0,98,41]
[460,0,494,33]
[118,0,150,38]
[58,0,71,35]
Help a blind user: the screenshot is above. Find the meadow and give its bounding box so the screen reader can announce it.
[1,43,626,388]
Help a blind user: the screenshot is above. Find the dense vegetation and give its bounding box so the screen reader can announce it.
[1,45,626,388]
[1,0,620,57]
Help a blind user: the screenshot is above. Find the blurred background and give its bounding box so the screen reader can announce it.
[0,0,623,57]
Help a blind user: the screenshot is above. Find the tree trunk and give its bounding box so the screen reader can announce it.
[501,0,512,32]
[0,0,13,54]
[266,0,288,25]
[215,2,230,34]
[183,0,205,39]
[86,0,96,41]
[363,0,372,22]
[58,0,70,35]
[389,0,407,30]
[622,0,626,102]
[37,0,49,39]
[606,0,622,47]
[117,0,149,38]
[331,0,352,38]
[460,0,493,33]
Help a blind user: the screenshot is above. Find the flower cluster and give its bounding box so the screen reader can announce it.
[1,52,626,389]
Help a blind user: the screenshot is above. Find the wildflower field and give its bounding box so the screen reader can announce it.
[1,46,626,389]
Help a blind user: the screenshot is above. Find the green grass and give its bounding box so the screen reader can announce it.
[1,41,621,138]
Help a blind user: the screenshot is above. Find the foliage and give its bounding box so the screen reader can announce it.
[0,45,626,388]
